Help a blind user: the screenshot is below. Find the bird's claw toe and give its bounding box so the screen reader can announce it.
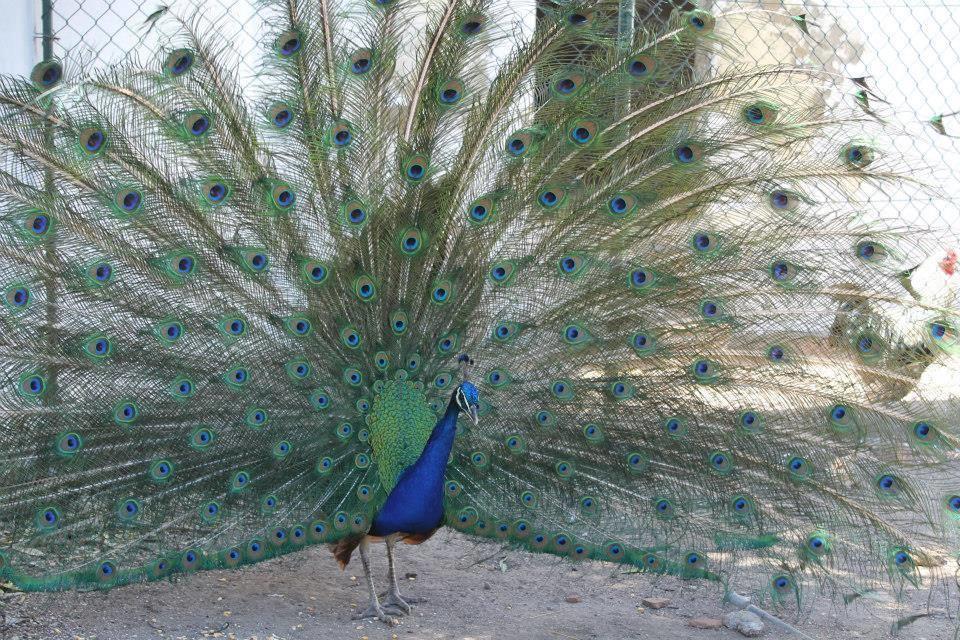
[379,591,426,610]
[381,604,408,616]
[352,603,399,625]
[381,593,412,614]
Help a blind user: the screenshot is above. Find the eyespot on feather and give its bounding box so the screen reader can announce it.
[609,379,635,400]
[430,279,455,305]
[235,248,269,274]
[398,227,426,256]
[341,199,369,229]
[550,70,587,99]
[488,260,517,285]
[505,129,537,158]
[564,8,597,29]
[163,251,198,279]
[558,254,587,277]
[842,142,876,168]
[182,111,212,138]
[79,126,107,155]
[245,407,269,428]
[269,182,296,210]
[218,315,247,338]
[567,119,598,146]
[852,331,884,362]
[353,274,378,302]
[691,231,720,255]
[629,266,660,291]
[743,101,779,125]
[536,186,568,209]
[348,49,374,75]
[786,455,812,481]
[607,193,638,217]
[663,416,688,438]
[31,60,63,88]
[458,13,487,36]
[327,120,354,148]
[768,189,801,213]
[168,376,195,400]
[389,310,409,334]
[301,259,330,285]
[113,187,144,215]
[855,239,889,262]
[275,30,303,58]
[22,211,53,240]
[769,260,799,285]
[436,79,466,106]
[202,179,230,204]
[692,358,720,383]
[339,325,362,349]
[684,10,716,34]
[467,196,496,224]
[738,409,764,434]
[625,54,656,80]
[402,154,430,182]
[267,102,295,128]
[673,142,703,164]
[154,319,184,345]
[928,319,958,351]
[163,49,195,77]
[86,261,113,286]
[284,315,313,337]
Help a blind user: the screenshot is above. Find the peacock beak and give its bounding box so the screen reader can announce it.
[468,405,479,426]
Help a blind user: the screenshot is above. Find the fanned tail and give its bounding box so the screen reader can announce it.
[0,0,955,614]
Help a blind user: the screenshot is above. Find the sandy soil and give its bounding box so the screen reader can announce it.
[0,529,953,640]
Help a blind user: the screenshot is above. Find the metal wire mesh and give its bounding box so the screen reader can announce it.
[28,0,960,242]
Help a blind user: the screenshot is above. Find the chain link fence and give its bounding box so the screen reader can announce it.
[32,1,957,222]
[43,1,264,72]
[8,0,957,251]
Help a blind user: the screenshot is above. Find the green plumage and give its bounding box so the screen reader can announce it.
[368,380,437,492]
[0,0,957,618]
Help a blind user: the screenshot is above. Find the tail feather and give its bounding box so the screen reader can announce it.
[331,536,363,569]
[0,0,955,615]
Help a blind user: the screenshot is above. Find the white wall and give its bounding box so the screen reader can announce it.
[0,0,39,76]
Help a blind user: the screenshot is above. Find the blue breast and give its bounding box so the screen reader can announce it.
[369,402,459,536]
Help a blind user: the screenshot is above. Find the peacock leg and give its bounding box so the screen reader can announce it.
[380,534,419,614]
[351,538,397,625]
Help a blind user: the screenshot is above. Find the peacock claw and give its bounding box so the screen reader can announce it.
[381,604,408,617]
[352,602,398,625]
[380,592,412,614]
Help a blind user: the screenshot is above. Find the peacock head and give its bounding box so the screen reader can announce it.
[455,381,480,426]
[455,354,480,425]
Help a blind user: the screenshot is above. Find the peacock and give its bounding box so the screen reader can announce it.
[0,0,958,628]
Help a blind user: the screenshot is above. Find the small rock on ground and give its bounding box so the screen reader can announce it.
[724,610,764,637]
[688,616,723,630]
[564,594,582,603]
[641,597,671,609]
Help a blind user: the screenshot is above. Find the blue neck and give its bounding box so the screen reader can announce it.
[368,395,462,536]
[417,396,461,469]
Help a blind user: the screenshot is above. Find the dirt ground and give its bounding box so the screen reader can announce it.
[0,529,953,640]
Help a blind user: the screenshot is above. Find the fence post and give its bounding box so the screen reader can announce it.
[40,0,59,402]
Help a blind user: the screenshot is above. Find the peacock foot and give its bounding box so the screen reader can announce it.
[380,592,412,614]
[352,602,399,625]
[379,590,427,612]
